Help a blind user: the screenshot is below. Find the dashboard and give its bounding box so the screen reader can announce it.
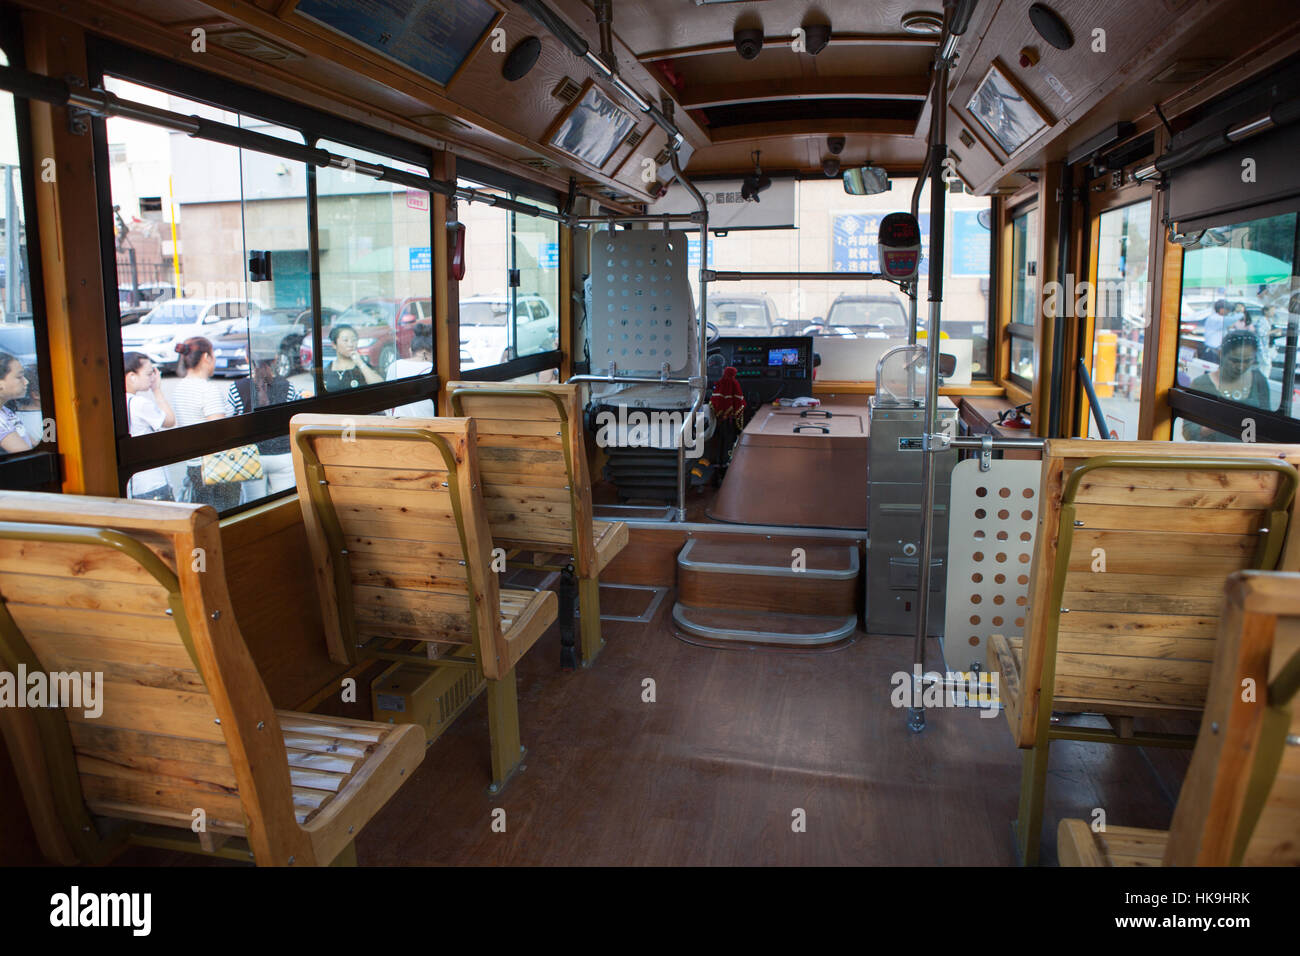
[708,335,815,402]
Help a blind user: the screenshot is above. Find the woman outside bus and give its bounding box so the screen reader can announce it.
[325,324,384,392]
[172,336,240,509]
[226,356,302,498]
[124,351,177,499]
[0,351,32,454]
[1181,328,1273,441]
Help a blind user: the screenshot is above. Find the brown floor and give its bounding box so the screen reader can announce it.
[122,589,1191,866]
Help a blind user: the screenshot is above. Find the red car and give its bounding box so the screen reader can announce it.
[300,296,433,375]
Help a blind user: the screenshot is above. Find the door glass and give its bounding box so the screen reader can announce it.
[1087,200,1151,439]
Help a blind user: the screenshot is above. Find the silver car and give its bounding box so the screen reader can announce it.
[120,298,262,373]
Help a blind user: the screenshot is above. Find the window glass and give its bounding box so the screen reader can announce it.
[0,49,47,460]
[458,181,510,371]
[315,140,433,391]
[1172,415,1253,444]
[1086,200,1151,439]
[1010,335,1035,384]
[511,209,560,362]
[1010,210,1038,327]
[1175,211,1298,422]
[677,177,992,379]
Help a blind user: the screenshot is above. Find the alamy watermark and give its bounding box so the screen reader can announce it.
[0,666,103,718]
[593,404,704,456]
[890,665,1000,717]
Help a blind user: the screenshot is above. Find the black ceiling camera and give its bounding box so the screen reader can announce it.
[741,150,771,201]
[821,156,841,177]
[827,136,845,155]
[802,23,831,55]
[734,27,764,60]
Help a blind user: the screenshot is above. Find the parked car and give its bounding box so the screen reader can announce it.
[459,293,557,369]
[301,297,431,376]
[120,298,262,373]
[0,322,38,368]
[211,307,310,378]
[706,295,781,337]
[798,293,908,338]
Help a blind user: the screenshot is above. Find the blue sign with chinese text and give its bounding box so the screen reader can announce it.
[950,210,991,277]
[408,246,432,272]
[832,213,929,277]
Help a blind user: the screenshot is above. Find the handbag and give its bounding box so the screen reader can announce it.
[201,444,264,484]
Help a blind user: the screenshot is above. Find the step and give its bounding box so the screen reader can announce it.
[672,604,856,648]
[675,537,859,616]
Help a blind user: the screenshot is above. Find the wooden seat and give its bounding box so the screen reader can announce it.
[1059,571,1300,866]
[290,414,557,791]
[0,492,424,866]
[447,381,629,668]
[981,439,1300,865]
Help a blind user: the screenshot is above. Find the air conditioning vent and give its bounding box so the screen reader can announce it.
[1151,58,1227,84]
[553,77,582,103]
[210,29,303,63]
[625,129,644,149]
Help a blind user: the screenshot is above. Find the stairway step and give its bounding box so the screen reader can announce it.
[676,537,859,615]
[672,604,856,648]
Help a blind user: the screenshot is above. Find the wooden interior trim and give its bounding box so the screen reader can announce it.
[434,149,458,413]
[442,5,508,93]
[1142,125,1176,442]
[559,224,573,381]
[637,34,939,63]
[679,76,930,111]
[22,11,117,496]
[709,118,914,144]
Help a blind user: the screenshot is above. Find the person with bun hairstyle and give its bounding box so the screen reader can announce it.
[0,351,32,454]
[1182,327,1273,441]
[324,324,384,392]
[171,336,240,509]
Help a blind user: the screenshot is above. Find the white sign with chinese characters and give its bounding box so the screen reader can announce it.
[647,177,796,230]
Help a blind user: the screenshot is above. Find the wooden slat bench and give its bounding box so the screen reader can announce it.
[447,381,629,668]
[982,439,1300,865]
[0,492,424,866]
[1059,571,1300,866]
[290,414,557,791]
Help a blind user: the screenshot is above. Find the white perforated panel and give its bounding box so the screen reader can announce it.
[589,229,694,376]
[943,458,1042,672]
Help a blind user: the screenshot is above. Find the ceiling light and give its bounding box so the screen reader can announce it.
[901,12,943,36]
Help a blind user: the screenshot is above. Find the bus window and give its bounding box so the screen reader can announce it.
[1006,207,1038,390]
[679,177,992,380]
[457,180,561,377]
[0,48,49,470]
[1086,199,1152,439]
[1173,210,1298,441]
[315,140,432,389]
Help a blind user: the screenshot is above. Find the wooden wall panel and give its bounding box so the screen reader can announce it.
[219,498,345,710]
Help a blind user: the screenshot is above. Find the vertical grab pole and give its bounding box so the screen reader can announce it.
[908,55,950,734]
[671,147,708,522]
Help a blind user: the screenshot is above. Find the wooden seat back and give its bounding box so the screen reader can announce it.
[0,492,315,865]
[1164,571,1300,865]
[446,382,598,576]
[289,414,509,678]
[1010,439,1300,747]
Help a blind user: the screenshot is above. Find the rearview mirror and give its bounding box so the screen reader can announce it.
[842,165,891,196]
[939,353,958,377]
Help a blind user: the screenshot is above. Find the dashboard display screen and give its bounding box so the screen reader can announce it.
[768,347,801,366]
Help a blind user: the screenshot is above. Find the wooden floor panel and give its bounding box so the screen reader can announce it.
[112,597,1188,866]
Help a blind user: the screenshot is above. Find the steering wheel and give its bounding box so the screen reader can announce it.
[705,321,720,345]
